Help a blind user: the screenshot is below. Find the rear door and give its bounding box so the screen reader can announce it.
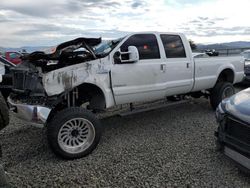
[111,34,167,105]
[160,34,194,96]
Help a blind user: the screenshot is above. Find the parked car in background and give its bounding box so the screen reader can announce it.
[241,50,250,60]
[3,52,22,65]
[215,88,250,172]
[205,49,219,56]
[241,50,250,83]
[192,52,210,58]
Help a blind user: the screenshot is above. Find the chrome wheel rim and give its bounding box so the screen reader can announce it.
[58,118,95,154]
[222,87,234,99]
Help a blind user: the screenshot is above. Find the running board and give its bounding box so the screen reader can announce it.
[118,100,189,117]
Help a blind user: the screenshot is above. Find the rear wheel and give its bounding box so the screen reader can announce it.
[210,82,235,110]
[47,107,102,159]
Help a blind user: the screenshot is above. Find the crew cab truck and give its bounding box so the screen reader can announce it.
[8,32,245,159]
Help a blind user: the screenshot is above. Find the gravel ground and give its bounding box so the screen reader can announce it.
[0,86,250,187]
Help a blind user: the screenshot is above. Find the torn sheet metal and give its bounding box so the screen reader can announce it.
[42,59,108,96]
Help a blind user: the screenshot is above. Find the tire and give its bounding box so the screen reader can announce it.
[47,107,102,159]
[0,92,9,131]
[210,82,235,110]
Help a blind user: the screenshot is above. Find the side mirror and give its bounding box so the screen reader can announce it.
[127,46,139,62]
[114,46,139,64]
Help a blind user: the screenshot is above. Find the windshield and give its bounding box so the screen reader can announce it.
[94,38,123,56]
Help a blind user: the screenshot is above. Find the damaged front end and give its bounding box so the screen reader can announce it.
[8,37,102,125]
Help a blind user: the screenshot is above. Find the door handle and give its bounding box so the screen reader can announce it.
[187,63,190,68]
[160,64,166,72]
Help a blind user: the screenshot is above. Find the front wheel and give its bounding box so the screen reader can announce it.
[47,107,102,159]
[210,82,235,110]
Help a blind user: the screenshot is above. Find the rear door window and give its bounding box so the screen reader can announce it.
[160,35,186,58]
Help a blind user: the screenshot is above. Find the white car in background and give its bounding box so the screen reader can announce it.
[192,52,209,58]
[241,50,250,60]
[241,50,250,82]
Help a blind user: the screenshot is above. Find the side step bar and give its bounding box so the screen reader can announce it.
[118,100,189,117]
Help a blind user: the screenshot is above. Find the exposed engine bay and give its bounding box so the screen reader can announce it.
[21,37,102,72]
[10,37,104,106]
[9,36,122,111]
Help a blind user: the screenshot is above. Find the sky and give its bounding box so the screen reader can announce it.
[0,0,250,47]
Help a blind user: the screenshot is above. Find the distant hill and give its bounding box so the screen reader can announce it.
[0,46,49,53]
[197,41,250,50]
[1,41,250,53]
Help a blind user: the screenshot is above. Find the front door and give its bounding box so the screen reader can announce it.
[111,34,167,105]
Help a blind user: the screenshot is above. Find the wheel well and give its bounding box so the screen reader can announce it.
[46,83,106,124]
[217,69,234,83]
[76,83,106,110]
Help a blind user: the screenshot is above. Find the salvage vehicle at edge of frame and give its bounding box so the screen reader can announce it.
[215,88,250,173]
[0,55,12,187]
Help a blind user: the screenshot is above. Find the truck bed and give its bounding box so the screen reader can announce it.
[192,56,245,92]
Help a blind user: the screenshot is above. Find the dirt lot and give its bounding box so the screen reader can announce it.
[0,86,250,187]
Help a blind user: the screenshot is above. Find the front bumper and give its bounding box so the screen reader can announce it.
[8,97,51,126]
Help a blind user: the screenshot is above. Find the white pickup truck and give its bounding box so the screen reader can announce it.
[8,32,245,159]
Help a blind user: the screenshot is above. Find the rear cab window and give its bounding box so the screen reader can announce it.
[160,34,186,58]
[120,34,160,60]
